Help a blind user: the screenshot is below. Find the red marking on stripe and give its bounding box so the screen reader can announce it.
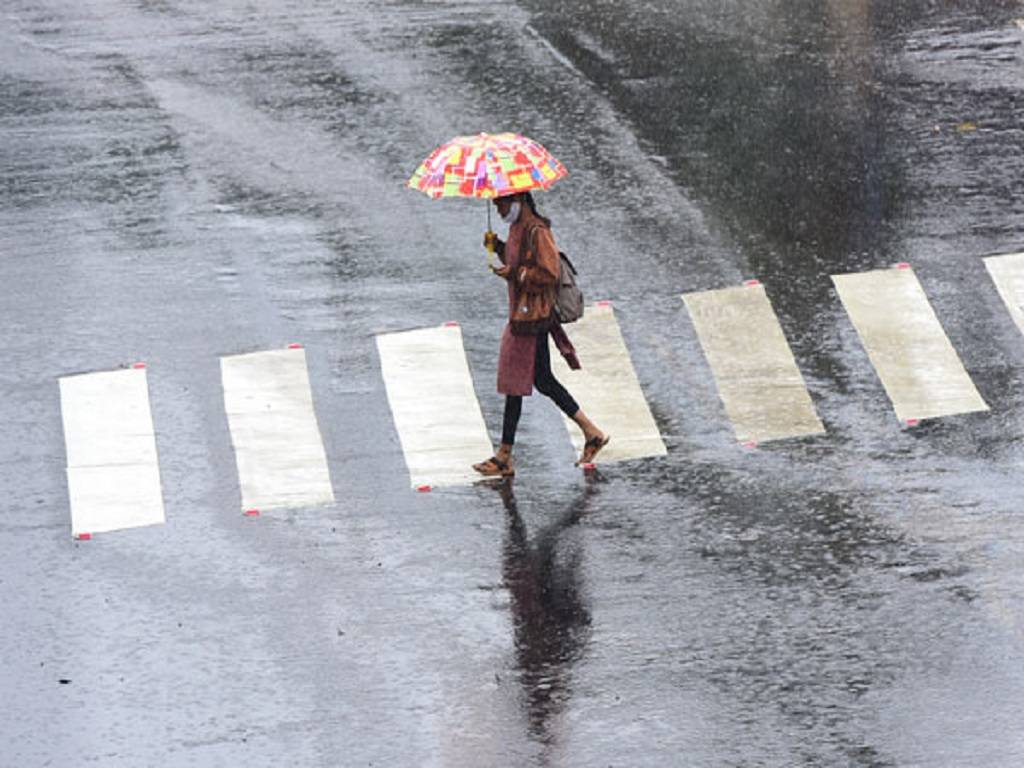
[131,362,146,369]
[75,533,92,540]
[287,343,303,349]
[416,485,432,493]
[595,300,612,307]
[443,321,459,327]
[742,440,758,449]
[743,279,761,286]
[895,262,911,270]
[243,509,260,517]
[581,462,596,472]
[905,418,920,426]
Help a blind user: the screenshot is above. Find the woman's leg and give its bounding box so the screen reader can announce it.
[532,332,580,418]
[473,395,520,476]
[534,332,609,462]
[501,395,523,448]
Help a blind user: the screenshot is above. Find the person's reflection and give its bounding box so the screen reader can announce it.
[498,481,593,746]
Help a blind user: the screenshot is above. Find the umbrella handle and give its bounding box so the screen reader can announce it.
[485,235,496,269]
[485,199,496,267]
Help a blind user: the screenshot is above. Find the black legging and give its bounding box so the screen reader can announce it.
[501,331,579,445]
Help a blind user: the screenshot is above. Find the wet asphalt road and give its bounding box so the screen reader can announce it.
[3,1,1024,766]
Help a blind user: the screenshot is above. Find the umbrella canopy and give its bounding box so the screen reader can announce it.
[407,132,567,200]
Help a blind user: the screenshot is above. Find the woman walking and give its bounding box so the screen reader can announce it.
[472,192,609,478]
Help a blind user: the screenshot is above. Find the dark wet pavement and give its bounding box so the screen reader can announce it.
[2,1,1024,765]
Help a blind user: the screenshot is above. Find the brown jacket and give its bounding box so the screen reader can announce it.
[501,210,560,336]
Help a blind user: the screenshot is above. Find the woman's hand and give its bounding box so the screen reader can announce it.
[483,231,504,254]
[490,263,513,280]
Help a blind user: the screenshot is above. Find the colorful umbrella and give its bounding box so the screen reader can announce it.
[407,132,567,200]
[407,132,567,263]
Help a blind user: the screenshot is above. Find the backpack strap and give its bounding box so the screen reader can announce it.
[519,223,542,265]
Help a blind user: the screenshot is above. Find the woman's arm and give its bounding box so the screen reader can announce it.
[517,227,559,290]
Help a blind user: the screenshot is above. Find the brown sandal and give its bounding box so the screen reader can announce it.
[576,434,610,466]
[473,456,515,477]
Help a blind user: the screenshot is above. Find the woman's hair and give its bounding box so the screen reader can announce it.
[522,191,551,226]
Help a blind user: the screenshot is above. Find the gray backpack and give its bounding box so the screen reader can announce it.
[554,251,584,324]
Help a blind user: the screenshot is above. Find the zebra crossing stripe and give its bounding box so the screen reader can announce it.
[59,367,165,537]
[549,303,667,463]
[220,347,334,511]
[376,323,493,488]
[682,283,825,443]
[983,252,1024,336]
[832,266,988,422]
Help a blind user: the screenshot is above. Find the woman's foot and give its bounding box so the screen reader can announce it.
[473,455,515,477]
[576,433,610,465]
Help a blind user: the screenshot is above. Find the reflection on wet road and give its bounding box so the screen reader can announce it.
[500,482,592,751]
[2,0,1023,765]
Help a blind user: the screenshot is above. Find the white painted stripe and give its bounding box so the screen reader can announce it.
[220,348,334,510]
[59,368,165,536]
[549,304,667,463]
[376,324,493,487]
[984,252,1024,335]
[682,284,825,443]
[832,266,988,422]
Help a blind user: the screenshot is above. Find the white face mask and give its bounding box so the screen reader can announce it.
[501,201,521,224]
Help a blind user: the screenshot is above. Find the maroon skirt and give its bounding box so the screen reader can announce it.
[496,323,581,396]
[497,324,536,396]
